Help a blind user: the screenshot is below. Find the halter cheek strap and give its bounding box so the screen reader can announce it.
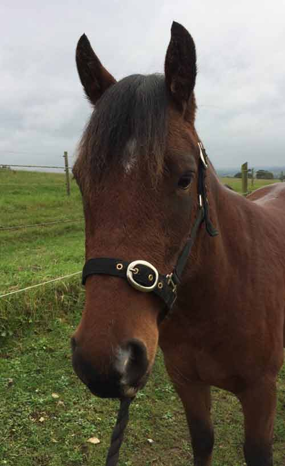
[82,142,218,318]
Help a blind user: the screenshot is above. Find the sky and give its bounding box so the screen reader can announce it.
[1,0,285,171]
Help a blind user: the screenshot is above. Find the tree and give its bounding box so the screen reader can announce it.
[256,170,274,180]
[234,171,252,179]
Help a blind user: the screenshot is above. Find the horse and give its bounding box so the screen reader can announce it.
[71,22,285,466]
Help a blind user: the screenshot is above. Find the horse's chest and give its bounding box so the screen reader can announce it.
[160,320,266,391]
[160,322,231,380]
[193,348,230,383]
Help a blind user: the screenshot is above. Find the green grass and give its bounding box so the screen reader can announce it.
[221,176,278,194]
[0,170,284,465]
[0,169,85,337]
[0,171,281,337]
[0,318,284,466]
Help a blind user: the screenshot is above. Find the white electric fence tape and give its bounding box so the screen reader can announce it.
[0,272,81,299]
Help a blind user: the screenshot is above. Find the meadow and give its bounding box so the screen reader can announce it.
[0,169,284,466]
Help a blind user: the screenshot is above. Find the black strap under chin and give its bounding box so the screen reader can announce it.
[82,142,218,317]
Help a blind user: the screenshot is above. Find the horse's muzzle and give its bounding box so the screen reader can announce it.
[71,337,149,399]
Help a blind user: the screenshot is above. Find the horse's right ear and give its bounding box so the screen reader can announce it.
[76,34,116,105]
[165,22,197,111]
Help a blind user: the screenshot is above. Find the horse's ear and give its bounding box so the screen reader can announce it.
[165,22,197,111]
[76,34,116,105]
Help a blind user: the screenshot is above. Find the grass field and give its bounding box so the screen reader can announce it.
[221,176,278,194]
[0,170,284,465]
[0,170,85,337]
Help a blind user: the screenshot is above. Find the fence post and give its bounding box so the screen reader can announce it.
[63,151,70,196]
[251,168,254,188]
[241,162,248,195]
[280,171,284,182]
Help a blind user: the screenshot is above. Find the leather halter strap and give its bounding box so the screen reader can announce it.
[82,142,218,317]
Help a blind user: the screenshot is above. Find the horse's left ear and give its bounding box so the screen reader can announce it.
[165,22,197,111]
[76,34,116,105]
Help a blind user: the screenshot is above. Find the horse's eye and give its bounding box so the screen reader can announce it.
[177,173,193,190]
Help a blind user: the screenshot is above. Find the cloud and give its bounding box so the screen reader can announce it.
[0,0,284,169]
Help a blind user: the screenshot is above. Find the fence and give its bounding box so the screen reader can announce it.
[1,158,284,300]
[0,272,81,299]
[238,163,284,195]
[0,154,82,301]
[241,162,255,195]
[0,228,82,299]
[0,151,71,196]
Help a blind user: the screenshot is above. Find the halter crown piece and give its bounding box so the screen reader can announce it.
[82,142,218,466]
[82,142,218,317]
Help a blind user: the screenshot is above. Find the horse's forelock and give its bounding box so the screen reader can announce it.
[74,74,169,190]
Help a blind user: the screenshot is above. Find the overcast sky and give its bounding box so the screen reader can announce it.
[1,0,285,171]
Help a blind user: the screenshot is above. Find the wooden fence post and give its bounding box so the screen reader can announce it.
[241,162,248,195]
[280,171,284,182]
[63,151,70,196]
[251,168,254,188]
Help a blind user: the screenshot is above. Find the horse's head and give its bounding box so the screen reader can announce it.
[72,22,202,399]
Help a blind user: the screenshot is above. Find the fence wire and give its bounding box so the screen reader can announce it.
[0,158,83,300]
[0,272,82,299]
[0,218,83,231]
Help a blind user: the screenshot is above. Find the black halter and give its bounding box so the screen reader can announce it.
[82,142,218,318]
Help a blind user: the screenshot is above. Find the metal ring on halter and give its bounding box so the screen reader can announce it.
[126,260,159,292]
[198,142,208,168]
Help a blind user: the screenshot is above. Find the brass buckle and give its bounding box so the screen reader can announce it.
[126,260,159,293]
[166,273,177,294]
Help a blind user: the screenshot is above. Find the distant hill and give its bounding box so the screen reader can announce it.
[216,166,285,178]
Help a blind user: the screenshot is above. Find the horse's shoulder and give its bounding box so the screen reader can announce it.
[247,183,285,206]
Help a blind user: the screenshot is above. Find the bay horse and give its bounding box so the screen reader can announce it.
[71,22,285,466]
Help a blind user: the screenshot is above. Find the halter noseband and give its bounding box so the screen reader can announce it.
[82,142,218,318]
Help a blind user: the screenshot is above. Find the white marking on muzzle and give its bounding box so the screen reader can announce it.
[123,386,137,398]
[115,347,132,376]
[115,347,138,397]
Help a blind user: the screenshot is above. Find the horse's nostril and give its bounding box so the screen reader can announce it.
[72,346,122,398]
[119,339,149,388]
[71,337,149,398]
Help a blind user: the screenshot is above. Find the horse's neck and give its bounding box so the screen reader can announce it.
[191,167,255,283]
[170,168,257,326]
